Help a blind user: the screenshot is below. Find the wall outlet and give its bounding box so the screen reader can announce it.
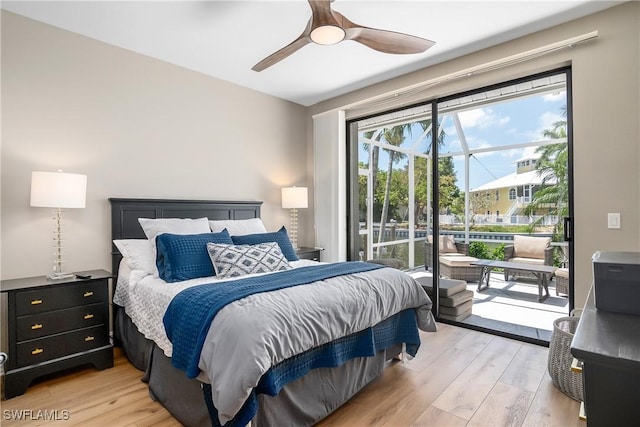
[607,213,621,229]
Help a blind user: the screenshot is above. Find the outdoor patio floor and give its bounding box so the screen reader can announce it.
[460,271,570,342]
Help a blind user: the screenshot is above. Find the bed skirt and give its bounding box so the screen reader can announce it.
[114,305,400,426]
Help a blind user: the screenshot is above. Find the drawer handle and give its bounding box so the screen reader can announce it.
[84,314,94,320]
[31,323,43,330]
[31,348,44,355]
[571,357,583,373]
[31,299,43,305]
[83,291,94,298]
[84,336,95,342]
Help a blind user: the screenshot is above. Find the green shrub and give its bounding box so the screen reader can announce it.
[492,243,506,261]
[469,242,490,259]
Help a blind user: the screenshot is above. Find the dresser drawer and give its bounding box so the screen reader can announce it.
[16,302,107,341]
[16,325,109,368]
[15,280,107,316]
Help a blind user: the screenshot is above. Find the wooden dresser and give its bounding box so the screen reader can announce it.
[1,270,113,399]
[570,287,640,426]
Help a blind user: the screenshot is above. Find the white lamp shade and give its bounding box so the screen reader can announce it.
[282,187,308,209]
[30,171,87,208]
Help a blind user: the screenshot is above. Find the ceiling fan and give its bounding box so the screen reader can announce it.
[252,0,435,72]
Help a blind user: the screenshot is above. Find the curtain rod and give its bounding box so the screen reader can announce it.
[345,31,598,113]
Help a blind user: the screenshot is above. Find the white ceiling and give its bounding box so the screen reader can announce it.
[2,1,622,106]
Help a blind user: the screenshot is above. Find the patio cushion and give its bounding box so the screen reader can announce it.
[409,273,466,297]
[440,289,474,308]
[556,267,569,278]
[440,255,478,267]
[509,256,546,266]
[440,300,473,316]
[428,235,459,253]
[514,235,551,259]
[439,308,472,322]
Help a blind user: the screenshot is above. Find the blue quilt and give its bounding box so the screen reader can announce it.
[202,309,420,427]
[163,261,383,377]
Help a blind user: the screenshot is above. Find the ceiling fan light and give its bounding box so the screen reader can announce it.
[310,25,345,45]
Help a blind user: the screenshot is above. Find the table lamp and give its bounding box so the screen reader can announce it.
[281,186,308,249]
[30,170,87,279]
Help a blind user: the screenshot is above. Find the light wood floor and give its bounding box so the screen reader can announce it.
[1,323,585,426]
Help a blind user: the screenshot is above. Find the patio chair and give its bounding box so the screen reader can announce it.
[424,235,469,270]
[555,267,569,296]
[503,235,553,281]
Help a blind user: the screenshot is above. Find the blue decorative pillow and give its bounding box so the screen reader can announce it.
[231,226,299,261]
[156,230,233,282]
[207,242,291,279]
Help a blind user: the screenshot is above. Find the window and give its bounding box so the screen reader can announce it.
[347,68,569,272]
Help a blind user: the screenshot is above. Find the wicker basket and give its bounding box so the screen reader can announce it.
[548,311,584,401]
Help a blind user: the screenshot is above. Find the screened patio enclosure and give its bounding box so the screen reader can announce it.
[352,74,567,269]
[348,71,569,276]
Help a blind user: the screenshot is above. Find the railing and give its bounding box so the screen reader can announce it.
[440,230,553,243]
[363,223,553,243]
[440,214,559,226]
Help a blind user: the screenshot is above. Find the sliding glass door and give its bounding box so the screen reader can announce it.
[348,68,573,344]
[348,105,435,270]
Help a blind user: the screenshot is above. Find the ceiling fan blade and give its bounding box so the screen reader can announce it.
[338,11,434,54]
[252,14,316,72]
[252,35,311,72]
[307,0,339,27]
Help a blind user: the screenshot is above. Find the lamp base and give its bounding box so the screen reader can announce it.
[47,272,75,280]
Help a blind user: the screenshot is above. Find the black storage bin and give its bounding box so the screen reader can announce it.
[592,251,640,315]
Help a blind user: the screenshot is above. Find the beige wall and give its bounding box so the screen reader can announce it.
[3,3,639,309]
[309,2,640,308]
[1,12,309,280]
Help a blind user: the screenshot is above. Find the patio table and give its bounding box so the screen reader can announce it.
[471,259,557,301]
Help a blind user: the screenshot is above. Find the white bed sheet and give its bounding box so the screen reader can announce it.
[114,259,320,357]
[116,259,435,424]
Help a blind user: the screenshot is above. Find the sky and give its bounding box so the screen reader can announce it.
[444,91,566,189]
[358,89,567,191]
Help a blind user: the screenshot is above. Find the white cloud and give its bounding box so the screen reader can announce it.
[457,108,510,130]
[517,111,564,142]
[536,111,564,139]
[539,111,563,130]
[501,145,538,160]
[543,91,566,102]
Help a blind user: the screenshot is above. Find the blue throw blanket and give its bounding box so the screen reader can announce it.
[202,309,420,427]
[163,261,383,378]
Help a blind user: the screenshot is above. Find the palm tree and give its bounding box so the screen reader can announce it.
[377,126,407,251]
[524,111,568,240]
[364,119,448,259]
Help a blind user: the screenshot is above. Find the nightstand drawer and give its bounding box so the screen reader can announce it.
[15,280,107,315]
[296,247,321,261]
[16,325,109,368]
[16,302,108,341]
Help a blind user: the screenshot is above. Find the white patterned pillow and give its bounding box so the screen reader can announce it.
[207,242,291,279]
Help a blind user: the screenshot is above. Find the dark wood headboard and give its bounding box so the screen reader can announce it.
[109,198,263,275]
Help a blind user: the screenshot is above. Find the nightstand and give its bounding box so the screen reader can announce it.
[296,247,322,261]
[0,269,114,399]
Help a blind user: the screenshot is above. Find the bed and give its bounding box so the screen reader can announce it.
[109,198,436,426]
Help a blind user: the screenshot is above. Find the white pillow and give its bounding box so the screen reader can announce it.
[138,217,211,241]
[113,239,155,274]
[208,218,267,236]
[138,217,211,275]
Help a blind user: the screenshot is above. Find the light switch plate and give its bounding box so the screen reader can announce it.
[607,213,621,229]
